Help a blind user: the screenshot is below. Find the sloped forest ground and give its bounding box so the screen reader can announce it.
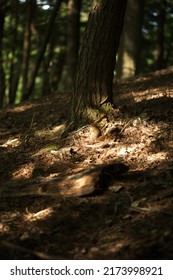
[0,67,173,260]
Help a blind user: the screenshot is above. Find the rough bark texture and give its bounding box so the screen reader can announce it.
[71,0,127,126]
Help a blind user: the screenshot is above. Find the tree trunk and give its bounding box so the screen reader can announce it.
[155,0,166,70]
[21,0,32,100]
[21,0,62,100]
[71,0,127,127]
[51,46,66,93]
[0,0,6,108]
[116,0,145,79]
[42,41,55,96]
[66,0,81,88]
[8,0,20,104]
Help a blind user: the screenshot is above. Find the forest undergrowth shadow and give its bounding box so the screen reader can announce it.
[1,69,173,259]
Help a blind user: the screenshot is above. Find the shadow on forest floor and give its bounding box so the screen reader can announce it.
[0,68,173,260]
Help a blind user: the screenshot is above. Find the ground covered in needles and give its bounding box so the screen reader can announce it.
[0,67,173,259]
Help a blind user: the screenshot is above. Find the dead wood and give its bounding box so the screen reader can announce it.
[1,163,128,198]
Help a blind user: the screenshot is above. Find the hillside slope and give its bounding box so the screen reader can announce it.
[0,67,173,259]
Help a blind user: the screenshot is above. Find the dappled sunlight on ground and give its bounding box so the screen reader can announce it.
[0,68,173,259]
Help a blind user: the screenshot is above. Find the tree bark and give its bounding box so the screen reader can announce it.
[116,0,145,79]
[71,0,127,127]
[42,41,55,96]
[8,0,20,104]
[0,0,6,108]
[155,0,166,70]
[21,0,32,100]
[22,0,62,100]
[51,46,66,93]
[66,0,81,88]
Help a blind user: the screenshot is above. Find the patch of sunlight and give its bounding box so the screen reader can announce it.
[35,124,66,138]
[24,207,54,222]
[12,162,34,180]
[0,223,10,233]
[81,11,89,23]
[147,152,167,163]
[7,103,34,112]
[117,144,139,156]
[0,212,21,233]
[1,138,21,148]
[42,4,50,10]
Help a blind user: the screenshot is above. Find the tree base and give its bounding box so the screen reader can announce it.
[62,101,115,138]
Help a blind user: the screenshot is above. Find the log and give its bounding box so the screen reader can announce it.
[1,163,128,198]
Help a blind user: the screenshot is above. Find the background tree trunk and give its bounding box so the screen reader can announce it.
[42,41,55,96]
[8,0,20,104]
[51,46,66,93]
[21,0,32,100]
[116,0,145,79]
[66,0,81,88]
[0,0,6,108]
[21,0,62,100]
[71,0,127,126]
[155,0,166,70]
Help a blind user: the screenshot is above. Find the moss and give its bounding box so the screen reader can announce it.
[46,144,58,151]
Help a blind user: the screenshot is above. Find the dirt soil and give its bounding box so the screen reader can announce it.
[0,67,173,260]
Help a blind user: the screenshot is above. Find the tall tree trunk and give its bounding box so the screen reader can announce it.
[21,0,32,100]
[22,0,62,100]
[66,0,81,88]
[116,0,145,79]
[71,0,127,127]
[155,0,166,70]
[0,0,6,108]
[42,41,55,96]
[51,46,66,93]
[8,0,20,104]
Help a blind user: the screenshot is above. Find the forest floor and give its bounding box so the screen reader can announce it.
[0,67,173,260]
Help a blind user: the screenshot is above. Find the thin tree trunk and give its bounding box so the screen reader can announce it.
[156,0,166,70]
[51,46,66,93]
[42,41,55,96]
[8,0,20,104]
[21,0,32,100]
[22,0,62,100]
[0,0,6,108]
[66,0,81,88]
